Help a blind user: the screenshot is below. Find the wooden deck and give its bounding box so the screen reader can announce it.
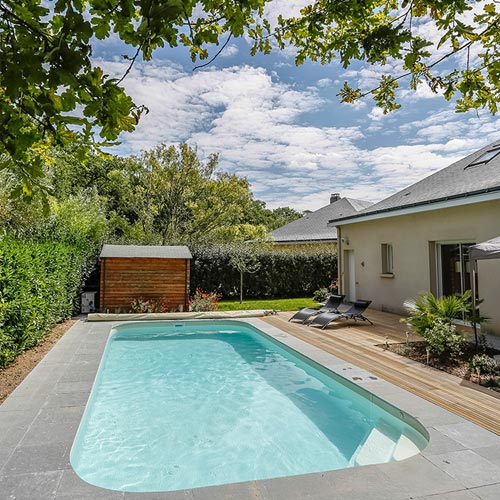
[261,309,500,435]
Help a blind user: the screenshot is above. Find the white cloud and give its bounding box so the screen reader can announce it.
[219,44,239,58]
[264,0,310,26]
[317,78,332,88]
[94,56,500,213]
[367,107,387,122]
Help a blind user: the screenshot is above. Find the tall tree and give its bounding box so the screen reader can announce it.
[2,1,500,189]
[246,200,303,231]
[132,143,257,244]
[0,0,269,192]
[255,1,500,114]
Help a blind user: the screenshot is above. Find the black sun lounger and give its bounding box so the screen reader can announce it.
[309,300,373,329]
[289,294,345,324]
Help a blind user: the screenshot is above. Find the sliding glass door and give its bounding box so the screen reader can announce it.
[438,242,474,297]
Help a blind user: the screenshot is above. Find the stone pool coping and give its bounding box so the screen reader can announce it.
[1,318,500,500]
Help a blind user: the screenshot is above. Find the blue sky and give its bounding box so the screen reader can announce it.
[95,0,500,211]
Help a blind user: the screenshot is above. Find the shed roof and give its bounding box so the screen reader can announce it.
[100,245,192,259]
[272,197,373,243]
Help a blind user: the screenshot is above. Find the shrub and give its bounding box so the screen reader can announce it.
[403,291,471,337]
[423,319,466,359]
[0,236,95,367]
[313,288,329,303]
[481,378,500,388]
[190,245,337,299]
[188,289,221,312]
[129,297,168,313]
[470,354,499,377]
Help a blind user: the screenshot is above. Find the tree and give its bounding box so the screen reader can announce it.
[31,142,277,245]
[269,207,303,230]
[255,1,500,114]
[132,143,258,244]
[0,0,268,191]
[246,200,303,231]
[49,147,145,238]
[229,244,262,304]
[2,1,500,191]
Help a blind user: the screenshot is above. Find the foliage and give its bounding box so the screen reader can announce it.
[0,237,94,367]
[129,297,168,313]
[0,0,268,193]
[1,168,109,251]
[48,192,109,247]
[188,289,221,312]
[481,378,500,388]
[465,297,490,350]
[0,170,48,237]
[256,1,500,114]
[4,2,500,191]
[129,143,261,245]
[403,290,471,337]
[469,354,499,377]
[191,245,337,299]
[3,143,302,248]
[218,297,318,312]
[229,243,263,303]
[403,291,472,359]
[247,201,303,231]
[44,143,277,245]
[0,172,105,367]
[313,288,330,303]
[422,318,467,360]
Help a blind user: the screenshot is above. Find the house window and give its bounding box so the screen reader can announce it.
[381,243,393,275]
[465,147,500,168]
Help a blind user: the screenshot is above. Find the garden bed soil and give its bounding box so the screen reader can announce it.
[383,341,500,396]
[0,318,77,404]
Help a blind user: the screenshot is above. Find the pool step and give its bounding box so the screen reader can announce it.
[353,418,422,467]
[353,419,398,466]
[392,432,421,461]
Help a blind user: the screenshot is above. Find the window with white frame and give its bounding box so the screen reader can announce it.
[381,243,394,274]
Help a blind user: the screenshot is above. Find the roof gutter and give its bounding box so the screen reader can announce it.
[273,238,337,244]
[328,188,500,226]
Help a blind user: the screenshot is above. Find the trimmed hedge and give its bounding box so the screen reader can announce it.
[190,245,337,299]
[0,237,94,367]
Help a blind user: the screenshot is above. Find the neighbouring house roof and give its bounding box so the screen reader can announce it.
[272,197,373,243]
[100,244,192,259]
[332,139,500,225]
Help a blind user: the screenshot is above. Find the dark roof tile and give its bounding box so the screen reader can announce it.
[272,198,373,242]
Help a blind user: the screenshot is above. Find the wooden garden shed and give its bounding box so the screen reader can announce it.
[99,245,192,313]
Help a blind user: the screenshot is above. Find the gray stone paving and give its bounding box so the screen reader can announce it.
[1,318,500,499]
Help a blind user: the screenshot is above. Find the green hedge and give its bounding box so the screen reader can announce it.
[190,246,337,299]
[0,237,94,367]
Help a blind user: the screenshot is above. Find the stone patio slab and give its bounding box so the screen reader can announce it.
[470,482,500,500]
[1,317,500,500]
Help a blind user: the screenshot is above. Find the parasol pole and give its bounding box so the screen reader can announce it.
[471,258,478,349]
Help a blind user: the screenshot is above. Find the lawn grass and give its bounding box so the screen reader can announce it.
[218,297,319,312]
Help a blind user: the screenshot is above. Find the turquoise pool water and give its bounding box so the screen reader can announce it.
[71,321,428,492]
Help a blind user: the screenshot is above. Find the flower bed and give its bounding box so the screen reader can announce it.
[384,341,500,393]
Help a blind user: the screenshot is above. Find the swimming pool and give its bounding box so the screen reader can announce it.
[70,320,428,492]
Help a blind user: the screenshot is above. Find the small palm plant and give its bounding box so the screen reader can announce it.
[403,291,471,359]
[403,290,471,337]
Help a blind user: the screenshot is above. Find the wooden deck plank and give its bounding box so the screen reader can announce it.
[261,310,500,435]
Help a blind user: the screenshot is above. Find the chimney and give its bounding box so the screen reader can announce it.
[330,193,340,204]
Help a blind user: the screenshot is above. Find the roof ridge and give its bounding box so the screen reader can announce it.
[338,139,500,221]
